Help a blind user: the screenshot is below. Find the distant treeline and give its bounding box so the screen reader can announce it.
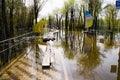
[0,0,47,41]
[0,0,35,41]
[47,0,120,32]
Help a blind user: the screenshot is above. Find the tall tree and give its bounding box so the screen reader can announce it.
[1,0,10,39]
[105,5,118,31]
[62,1,70,31]
[0,1,2,40]
[8,0,14,38]
[26,6,34,31]
[33,0,47,23]
[53,8,63,29]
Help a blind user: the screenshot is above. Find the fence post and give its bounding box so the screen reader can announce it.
[8,39,12,62]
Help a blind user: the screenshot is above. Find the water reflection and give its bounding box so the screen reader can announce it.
[104,33,115,49]
[61,31,120,80]
[62,31,81,59]
[77,34,103,79]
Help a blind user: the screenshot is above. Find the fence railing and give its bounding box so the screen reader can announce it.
[0,30,60,70]
[0,32,34,69]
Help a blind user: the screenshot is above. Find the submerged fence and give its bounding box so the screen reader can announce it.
[0,29,60,70]
[0,32,34,69]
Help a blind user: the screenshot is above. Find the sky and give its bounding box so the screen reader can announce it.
[25,0,115,19]
[25,0,67,19]
[40,0,67,17]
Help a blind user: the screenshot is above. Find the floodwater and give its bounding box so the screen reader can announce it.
[60,31,120,80]
[0,31,120,80]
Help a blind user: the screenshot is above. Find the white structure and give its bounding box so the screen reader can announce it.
[42,40,55,68]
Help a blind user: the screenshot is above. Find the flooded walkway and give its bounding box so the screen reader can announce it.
[0,41,73,80]
[0,32,120,80]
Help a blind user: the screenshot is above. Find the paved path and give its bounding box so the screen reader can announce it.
[0,42,71,80]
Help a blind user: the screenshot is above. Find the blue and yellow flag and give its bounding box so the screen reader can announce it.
[85,11,93,28]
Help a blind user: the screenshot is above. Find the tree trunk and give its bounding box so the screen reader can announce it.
[1,0,9,39]
[94,15,97,30]
[35,12,38,23]
[108,17,111,30]
[65,11,68,31]
[34,0,38,24]
[9,0,14,38]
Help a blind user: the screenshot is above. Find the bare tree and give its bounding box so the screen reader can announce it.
[33,0,47,23]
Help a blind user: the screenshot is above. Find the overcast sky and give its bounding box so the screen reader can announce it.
[40,0,67,18]
[25,0,115,19]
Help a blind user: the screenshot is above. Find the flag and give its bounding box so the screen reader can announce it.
[85,11,93,28]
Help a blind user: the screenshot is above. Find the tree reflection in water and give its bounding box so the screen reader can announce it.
[77,34,104,79]
[61,31,120,79]
[62,31,82,59]
[104,33,114,49]
[62,31,104,78]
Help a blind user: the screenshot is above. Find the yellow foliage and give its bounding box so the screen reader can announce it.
[33,19,47,33]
